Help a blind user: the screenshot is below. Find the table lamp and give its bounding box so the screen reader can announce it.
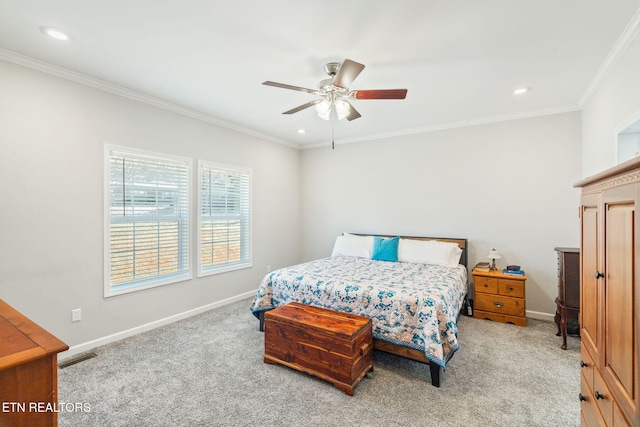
[487,248,502,271]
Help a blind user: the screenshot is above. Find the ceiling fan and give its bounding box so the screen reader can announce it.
[262,59,407,122]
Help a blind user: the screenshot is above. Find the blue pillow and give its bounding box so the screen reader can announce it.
[372,236,400,262]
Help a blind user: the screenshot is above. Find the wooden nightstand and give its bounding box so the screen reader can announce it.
[472,269,527,326]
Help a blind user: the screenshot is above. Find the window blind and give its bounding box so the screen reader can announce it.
[107,148,191,294]
[199,162,251,275]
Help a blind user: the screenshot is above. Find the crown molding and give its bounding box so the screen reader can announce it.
[0,41,609,152]
[301,104,581,150]
[0,48,298,149]
[579,7,640,107]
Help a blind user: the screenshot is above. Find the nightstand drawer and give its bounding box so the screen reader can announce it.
[475,276,498,294]
[475,294,525,317]
[498,279,524,298]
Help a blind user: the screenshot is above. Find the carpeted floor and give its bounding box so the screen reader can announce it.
[58,298,580,427]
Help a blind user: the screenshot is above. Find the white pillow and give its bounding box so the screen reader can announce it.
[331,233,374,258]
[398,239,462,267]
[449,246,463,265]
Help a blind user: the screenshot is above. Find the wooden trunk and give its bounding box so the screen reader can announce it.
[263,302,373,396]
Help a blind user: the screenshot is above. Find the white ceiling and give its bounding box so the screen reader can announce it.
[1,1,639,148]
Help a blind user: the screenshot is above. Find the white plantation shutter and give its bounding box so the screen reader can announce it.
[198,161,252,275]
[106,147,191,296]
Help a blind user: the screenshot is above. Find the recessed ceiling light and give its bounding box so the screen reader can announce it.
[297,129,306,134]
[513,87,531,95]
[40,26,70,41]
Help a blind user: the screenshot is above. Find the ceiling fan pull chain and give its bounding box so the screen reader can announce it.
[331,109,336,149]
[332,122,335,150]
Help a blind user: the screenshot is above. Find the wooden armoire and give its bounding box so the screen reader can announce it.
[575,157,639,427]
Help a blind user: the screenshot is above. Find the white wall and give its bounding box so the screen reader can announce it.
[300,112,582,318]
[0,51,589,353]
[618,132,640,163]
[582,36,640,176]
[0,60,300,352]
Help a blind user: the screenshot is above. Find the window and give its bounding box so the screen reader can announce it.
[105,146,191,296]
[198,161,252,276]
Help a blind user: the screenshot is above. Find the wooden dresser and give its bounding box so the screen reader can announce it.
[553,247,580,350]
[0,300,69,427]
[264,302,373,396]
[472,269,527,326]
[575,157,639,427]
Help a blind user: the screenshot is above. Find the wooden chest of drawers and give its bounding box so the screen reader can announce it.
[472,269,527,326]
[0,299,69,427]
[553,247,580,350]
[264,302,373,395]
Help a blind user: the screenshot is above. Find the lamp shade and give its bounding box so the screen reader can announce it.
[334,99,349,120]
[315,100,331,120]
[487,249,502,259]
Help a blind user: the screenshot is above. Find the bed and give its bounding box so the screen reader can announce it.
[250,233,468,387]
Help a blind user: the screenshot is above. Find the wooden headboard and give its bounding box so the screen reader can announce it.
[351,233,468,269]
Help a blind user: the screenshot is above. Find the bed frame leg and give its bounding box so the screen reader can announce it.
[429,364,441,387]
[259,311,265,332]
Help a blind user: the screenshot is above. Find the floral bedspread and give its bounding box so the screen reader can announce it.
[250,256,468,368]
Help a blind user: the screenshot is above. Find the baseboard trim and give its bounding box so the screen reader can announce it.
[59,296,557,360]
[526,309,555,323]
[59,290,256,361]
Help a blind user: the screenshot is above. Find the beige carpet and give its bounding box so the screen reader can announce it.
[58,298,580,427]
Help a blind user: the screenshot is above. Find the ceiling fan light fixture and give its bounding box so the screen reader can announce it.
[334,99,348,113]
[335,100,349,120]
[315,99,331,120]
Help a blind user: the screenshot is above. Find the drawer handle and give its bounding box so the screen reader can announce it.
[493,302,504,308]
[580,360,587,368]
[484,284,488,288]
[595,271,604,279]
[594,391,604,400]
[360,343,370,356]
[579,393,586,402]
[508,287,513,291]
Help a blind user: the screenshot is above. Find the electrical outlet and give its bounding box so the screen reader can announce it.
[71,308,81,322]
[267,265,271,272]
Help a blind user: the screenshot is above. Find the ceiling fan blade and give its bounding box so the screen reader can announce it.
[282,99,322,115]
[331,59,365,89]
[351,89,408,100]
[344,101,361,121]
[263,81,317,94]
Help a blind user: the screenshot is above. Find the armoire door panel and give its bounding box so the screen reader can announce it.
[604,201,636,418]
[581,199,601,361]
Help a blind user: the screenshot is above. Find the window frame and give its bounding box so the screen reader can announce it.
[197,160,253,277]
[104,145,193,297]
